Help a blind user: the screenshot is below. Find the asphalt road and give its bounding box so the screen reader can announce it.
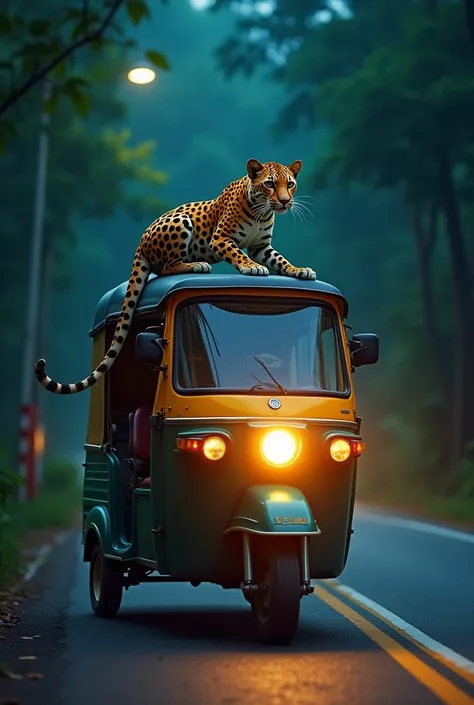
[2,507,473,705]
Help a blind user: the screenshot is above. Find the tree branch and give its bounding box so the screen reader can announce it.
[0,0,125,118]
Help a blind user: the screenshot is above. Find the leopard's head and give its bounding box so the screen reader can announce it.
[246,158,302,216]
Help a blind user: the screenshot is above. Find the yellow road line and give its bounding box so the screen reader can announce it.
[314,585,474,705]
[328,581,474,687]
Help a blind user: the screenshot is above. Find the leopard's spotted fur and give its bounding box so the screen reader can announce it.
[35,158,316,394]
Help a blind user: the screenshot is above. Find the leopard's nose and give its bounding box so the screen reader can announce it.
[279,197,291,206]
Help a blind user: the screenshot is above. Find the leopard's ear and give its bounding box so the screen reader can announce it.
[288,160,303,177]
[247,158,264,180]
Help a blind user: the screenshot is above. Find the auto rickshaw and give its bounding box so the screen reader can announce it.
[82,272,379,645]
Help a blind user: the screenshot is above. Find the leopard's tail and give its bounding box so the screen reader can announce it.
[35,253,150,395]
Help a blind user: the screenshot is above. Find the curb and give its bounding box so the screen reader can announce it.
[23,529,73,583]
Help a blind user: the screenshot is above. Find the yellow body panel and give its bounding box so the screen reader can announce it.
[155,287,356,422]
[86,329,106,445]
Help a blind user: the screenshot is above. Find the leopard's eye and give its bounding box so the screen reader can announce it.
[264,180,274,189]
[288,180,296,189]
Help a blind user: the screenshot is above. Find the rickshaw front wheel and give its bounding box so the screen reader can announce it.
[89,544,123,618]
[251,544,301,645]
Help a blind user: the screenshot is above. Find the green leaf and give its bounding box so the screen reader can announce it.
[66,87,91,117]
[144,50,170,70]
[71,20,88,41]
[52,60,68,80]
[125,0,151,25]
[29,19,52,36]
[64,76,89,88]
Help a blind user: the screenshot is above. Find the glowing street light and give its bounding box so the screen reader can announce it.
[127,66,156,84]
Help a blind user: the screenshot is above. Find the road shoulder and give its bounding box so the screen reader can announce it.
[0,530,78,705]
[355,501,474,532]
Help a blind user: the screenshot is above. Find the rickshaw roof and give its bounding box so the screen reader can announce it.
[89,273,349,336]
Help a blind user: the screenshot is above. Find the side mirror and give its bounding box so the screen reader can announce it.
[349,333,379,367]
[135,332,165,367]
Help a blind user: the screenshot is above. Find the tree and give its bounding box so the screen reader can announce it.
[310,3,474,480]
[0,0,170,149]
[0,48,168,444]
[208,0,474,495]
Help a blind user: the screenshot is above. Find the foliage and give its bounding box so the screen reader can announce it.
[0,452,80,588]
[0,54,166,343]
[0,42,168,444]
[313,5,474,192]
[209,0,474,499]
[0,0,170,150]
[312,3,474,480]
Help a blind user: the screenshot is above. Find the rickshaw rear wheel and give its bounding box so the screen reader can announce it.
[251,544,301,645]
[89,544,123,618]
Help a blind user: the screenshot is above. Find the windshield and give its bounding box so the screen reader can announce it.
[173,298,348,395]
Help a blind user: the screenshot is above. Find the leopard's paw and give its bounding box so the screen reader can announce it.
[192,262,212,273]
[239,264,269,276]
[286,267,316,280]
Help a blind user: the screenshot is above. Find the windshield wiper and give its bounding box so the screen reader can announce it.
[253,355,288,395]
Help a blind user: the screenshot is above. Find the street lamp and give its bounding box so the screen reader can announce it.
[17,63,157,501]
[127,66,156,85]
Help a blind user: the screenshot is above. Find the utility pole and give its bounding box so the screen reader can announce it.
[35,244,52,489]
[18,80,51,502]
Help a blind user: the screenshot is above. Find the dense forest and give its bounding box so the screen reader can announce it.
[1,0,473,515]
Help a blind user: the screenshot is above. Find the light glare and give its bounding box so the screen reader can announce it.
[127,67,156,85]
[189,0,215,8]
[268,491,291,502]
[261,430,299,467]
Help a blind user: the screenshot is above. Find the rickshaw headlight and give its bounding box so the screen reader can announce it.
[202,436,226,461]
[261,430,299,467]
[329,438,365,462]
[329,438,351,462]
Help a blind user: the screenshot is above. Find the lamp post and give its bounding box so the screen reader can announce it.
[18,80,51,502]
[17,63,156,501]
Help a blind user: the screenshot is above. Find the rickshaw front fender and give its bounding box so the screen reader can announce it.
[83,505,112,561]
[224,485,320,537]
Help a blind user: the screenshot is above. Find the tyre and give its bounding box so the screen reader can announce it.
[251,544,301,645]
[89,544,123,618]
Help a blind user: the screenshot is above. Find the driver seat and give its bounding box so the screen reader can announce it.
[128,402,153,488]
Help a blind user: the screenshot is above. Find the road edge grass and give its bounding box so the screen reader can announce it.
[0,457,81,591]
[356,487,474,530]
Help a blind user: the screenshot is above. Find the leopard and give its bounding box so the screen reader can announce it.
[35,158,316,395]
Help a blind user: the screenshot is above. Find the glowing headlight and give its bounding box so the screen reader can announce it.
[261,429,299,467]
[202,436,226,460]
[329,438,351,462]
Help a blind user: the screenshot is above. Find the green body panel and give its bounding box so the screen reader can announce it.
[225,485,319,535]
[134,489,154,560]
[150,420,358,582]
[83,424,358,581]
[82,448,136,560]
[83,505,111,554]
